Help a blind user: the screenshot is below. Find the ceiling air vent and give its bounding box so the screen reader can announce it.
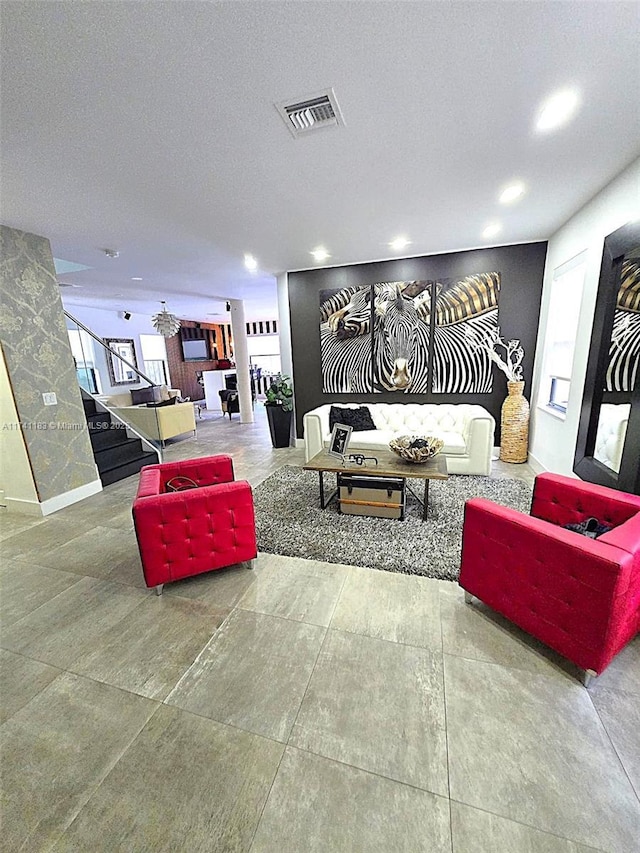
[276,88,344,138]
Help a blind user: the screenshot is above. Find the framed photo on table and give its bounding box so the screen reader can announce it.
[328,423,352,458]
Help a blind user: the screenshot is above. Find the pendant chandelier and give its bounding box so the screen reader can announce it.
[151,301,181,337]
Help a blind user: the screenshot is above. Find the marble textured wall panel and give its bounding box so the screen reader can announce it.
[0,226,98,501]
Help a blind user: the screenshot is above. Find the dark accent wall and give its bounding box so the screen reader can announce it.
[288,242,548,442]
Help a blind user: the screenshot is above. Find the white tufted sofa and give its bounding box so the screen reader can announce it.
[303,403,495,475]
[594,403,630,472]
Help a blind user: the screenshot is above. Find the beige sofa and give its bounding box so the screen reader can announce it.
[303,402,495,475]
[104,389,196,446]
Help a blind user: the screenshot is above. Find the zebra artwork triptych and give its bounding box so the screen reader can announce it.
[605,258,640,393]
[319,272,501,395]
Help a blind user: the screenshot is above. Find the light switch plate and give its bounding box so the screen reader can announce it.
[42,392,57,406]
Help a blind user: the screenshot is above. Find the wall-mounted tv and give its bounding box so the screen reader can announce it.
[182,339,210,361]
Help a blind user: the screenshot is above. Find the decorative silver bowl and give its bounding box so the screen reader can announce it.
[389,435,444,463]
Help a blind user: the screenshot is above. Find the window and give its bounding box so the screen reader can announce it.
[140,334,169,387]
[143,360,168,386]
[68,328,100,393]
[537,254,586,418]
[548,375,571,412]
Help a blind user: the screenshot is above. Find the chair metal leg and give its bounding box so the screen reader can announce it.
[464,590,474,604]
[155,584,164,596]
[247,559,255,570]
[582,668,597,688]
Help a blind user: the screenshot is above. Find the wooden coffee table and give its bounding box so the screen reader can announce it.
[303,448,448,520]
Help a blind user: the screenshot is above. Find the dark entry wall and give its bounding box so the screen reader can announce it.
[287,241,548,442]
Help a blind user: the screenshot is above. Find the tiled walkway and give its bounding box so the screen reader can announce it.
[1,408,638,851]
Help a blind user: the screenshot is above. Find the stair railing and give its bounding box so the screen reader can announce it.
[65,310,165,457]
[80,388,162,463]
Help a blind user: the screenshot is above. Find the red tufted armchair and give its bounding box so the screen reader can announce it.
[459,473,640,686]
[132,455,257,594]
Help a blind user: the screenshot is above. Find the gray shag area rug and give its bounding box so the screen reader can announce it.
[253,465,532,582]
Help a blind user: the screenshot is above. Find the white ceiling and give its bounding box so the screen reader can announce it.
[1,1,639,323]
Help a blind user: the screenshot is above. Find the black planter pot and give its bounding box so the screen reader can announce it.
[266,405,293,448]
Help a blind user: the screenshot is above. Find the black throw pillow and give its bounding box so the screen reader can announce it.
[329,406,376,432]
[563,517,612,539]
[146,397,178,408]
[131,385,162,405]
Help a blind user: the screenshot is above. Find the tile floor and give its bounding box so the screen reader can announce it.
[1,408,638,852]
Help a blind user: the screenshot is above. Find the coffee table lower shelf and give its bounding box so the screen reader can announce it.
[315,471,436,521]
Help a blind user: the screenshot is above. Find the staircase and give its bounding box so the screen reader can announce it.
[83,397,158,486]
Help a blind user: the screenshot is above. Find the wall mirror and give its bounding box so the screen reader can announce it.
[574,221,640,494]
[104,338,139,385]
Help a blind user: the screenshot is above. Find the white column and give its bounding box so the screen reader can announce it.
[276,272,296,443]
[276,272,293,380]
[228,298,253,424]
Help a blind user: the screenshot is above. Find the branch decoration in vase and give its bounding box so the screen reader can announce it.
[465,326,524,382]
[465,326,529,463]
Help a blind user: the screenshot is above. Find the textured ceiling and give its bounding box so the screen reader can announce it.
[1,1,639,322]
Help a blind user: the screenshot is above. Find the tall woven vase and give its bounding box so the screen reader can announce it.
[499,381,530,463]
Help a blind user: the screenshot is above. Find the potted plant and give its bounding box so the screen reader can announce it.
[265,374,294,447]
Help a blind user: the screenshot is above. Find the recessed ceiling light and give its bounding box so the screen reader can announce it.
[131,276,143,281]
[311,247,330,262]
[499,183,525,204]
[244,254,258,271]
[536,89,579,132]
[482,223,501,239]
[389,236,410,251]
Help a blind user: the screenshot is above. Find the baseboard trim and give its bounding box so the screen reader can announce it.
[39,479,103,515]
[2,479,105,517]
[294,438,305,449]
[2,497,44,516]
[527,452,547,475]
